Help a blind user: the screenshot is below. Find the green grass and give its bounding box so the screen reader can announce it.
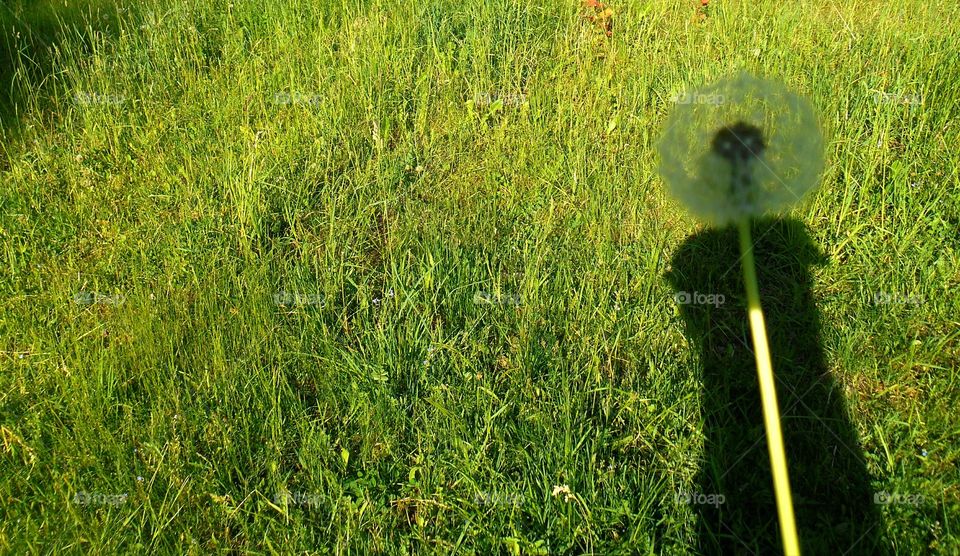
[1,0,958,553]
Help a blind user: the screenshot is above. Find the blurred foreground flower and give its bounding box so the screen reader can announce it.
[658,73,824,226]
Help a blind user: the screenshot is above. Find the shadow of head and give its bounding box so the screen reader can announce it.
[665,218,886,554]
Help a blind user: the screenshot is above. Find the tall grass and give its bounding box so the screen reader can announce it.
[1,0,958,552]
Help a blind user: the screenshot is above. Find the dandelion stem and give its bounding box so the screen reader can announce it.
[737,217,801,556]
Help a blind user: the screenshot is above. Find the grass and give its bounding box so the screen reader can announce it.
[1,0,958,552]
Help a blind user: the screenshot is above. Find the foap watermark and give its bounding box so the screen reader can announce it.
[473,290,522,307]
[872,91,922,106]
[73,92,125,106]
[274,490,321,508]
[473,92,527,108]
[273,291,325,307]
[673,291,725,307]
[474,490,524,507]
[676,490,725,508]
[272,91,323,107]
[74,291,126,306]
[670,91,725,105]
[871,291,923,306]
[874,491,925,506]
[73,491,128,507]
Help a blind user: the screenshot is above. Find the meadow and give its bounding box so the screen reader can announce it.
[1,0,958,553]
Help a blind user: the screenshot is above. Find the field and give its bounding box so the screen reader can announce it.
[1,0,958,553]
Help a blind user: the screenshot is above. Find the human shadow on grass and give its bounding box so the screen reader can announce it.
[665,218,887,555]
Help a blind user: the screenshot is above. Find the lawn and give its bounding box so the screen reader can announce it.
[1,0,958,553]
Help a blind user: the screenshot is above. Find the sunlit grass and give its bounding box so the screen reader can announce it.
[1,0,958,552]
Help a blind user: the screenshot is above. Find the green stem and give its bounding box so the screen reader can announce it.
[737,218,801,556]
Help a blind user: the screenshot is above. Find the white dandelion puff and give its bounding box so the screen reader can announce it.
[658,72,825,225]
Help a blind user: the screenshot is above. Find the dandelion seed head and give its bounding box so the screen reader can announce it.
[658,73,825,225]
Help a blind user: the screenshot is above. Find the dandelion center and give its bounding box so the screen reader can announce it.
[711,121,766,163]
[709,120,768,206]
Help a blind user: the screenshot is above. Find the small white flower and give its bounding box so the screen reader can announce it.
[551,484,574,502]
